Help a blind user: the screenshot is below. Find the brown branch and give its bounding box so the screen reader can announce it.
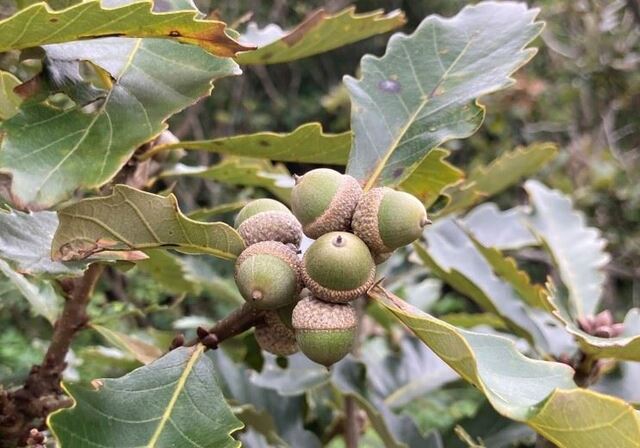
[0,263,104,447]
[179,303,265,350]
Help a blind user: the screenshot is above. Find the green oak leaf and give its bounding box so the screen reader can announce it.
[0,37,240,209]
[146,123,352,165]
[250,353,329,396]
[49,346,243,448]
[399,148,463,208]
[187,201,248,221]
[236,7,406,65]
[438,143,558,216]
[345,2,543,189]
[163,157,293,203]
[416,219,549,352]
[51,185,245,261]
[525,180,610,318]
[0,70,21,120]
[369,286,640,447]
[0,0,249,55]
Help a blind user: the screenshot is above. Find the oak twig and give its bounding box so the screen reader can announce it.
[180,303,265,350]
[0,264,104,447]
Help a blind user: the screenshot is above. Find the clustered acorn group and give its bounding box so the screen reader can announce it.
[233,168,429,367]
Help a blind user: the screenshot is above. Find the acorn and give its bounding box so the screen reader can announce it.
[255,309,298,356]
[352,187,429,254]
[235,198,302,247]
[292,296,357,366]
[235,241,302,309]
[301,232,375,303]
[291,168,363,239]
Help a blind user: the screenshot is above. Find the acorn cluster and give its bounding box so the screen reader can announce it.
[233,168,428,366]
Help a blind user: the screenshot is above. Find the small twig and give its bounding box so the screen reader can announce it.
[180,303,265,350]
[344,297,365,448]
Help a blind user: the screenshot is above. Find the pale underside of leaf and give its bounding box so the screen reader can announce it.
[0,37,240,209]
[370,287,640,447]
[51,184,245,261]
[0,0,250,56]
[525,180,610,318]
[345,2,543,189]
[0,70,22,120]
[236,6,406,65]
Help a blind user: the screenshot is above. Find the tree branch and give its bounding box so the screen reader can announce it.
[0,263,104,447]
[180,303,265,350]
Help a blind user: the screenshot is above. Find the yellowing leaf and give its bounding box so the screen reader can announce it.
[236,7,406,65]
[0,0,250,56]
[92,324,162,365]
[51,185,245,261]
[0,70,21,120]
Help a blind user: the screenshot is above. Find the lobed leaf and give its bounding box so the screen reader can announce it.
[0,0,249,55]
[49,346,243,447]
[416,219,549,351]
[0,37,240,209]
[236,7,406,65]
[370,287,640,447]
[345,2,543,189]
[51,185,245,261]
[525,180,610,318]
[399,148,464,208]
[148,123,352,165]
[461,203,537,250]
[439,143,557,216]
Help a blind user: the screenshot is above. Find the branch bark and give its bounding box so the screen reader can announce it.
[0,263,104,447]
[182,302,265,350]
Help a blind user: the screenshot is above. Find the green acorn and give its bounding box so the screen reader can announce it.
[235,198,302,247]
[291,168,362,239]
[352,187,429,254]
[235,241,301,309]
[292,296,357,367]
[255,309,298,356]
[301,232,375,303]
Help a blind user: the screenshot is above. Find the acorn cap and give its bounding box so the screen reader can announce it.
[302,232,376,303]
[235,241,302,309]
[291,169,363,239]
[292,297,357,366]
[352,187,428,253]
[238,211,302,247]
[255,310,298,356]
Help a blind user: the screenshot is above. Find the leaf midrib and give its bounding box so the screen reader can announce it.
[146,345,204,447]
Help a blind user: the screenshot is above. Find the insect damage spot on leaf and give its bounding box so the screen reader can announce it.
[378,79,401,93]
[258,140,270,147]
[392,167,404,179]
[169,30,181,37]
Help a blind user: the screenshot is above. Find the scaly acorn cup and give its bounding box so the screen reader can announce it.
[235,198,302,247]
[352,187,429,254]
[291,168,363,239]
[235,241,302,310]
[302,232,375,303]
[254,309,298,356]
[292,296,357,367]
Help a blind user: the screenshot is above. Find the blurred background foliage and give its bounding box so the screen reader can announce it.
[0,0,638,445]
